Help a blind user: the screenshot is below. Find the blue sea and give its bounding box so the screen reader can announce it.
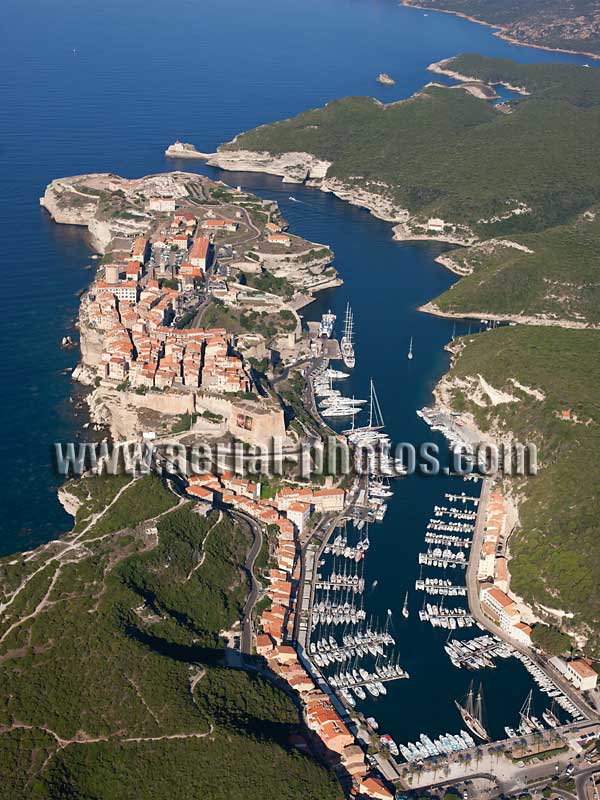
[0,0,592,742]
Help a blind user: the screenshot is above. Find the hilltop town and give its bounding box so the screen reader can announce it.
[41,171,340,443]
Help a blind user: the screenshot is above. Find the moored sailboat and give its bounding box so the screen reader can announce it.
[340,302,356,369]
[402,591,409,618]
[455,682,489,741]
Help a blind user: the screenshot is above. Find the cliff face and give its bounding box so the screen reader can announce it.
[79,321,104,368]
[207,150,331,184]
[40,178,132,253]
[57,486,83,518]
[87,386,196,440]
[40,179,99,227]
[39,172,195,253]
[206,149,412,227]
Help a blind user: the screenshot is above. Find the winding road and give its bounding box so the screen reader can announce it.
[234,510,264,655]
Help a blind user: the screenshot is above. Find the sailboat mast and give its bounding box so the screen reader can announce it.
[467,681,474,716]
[475,686,483,723]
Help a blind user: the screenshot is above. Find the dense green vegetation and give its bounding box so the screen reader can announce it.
[448,54,600,103]
[531,624,572,656]
[81,473,176,539]
[244,269,295,298]
[223,57,600,326]
[65,472,133,530]
[446,326,600,653]
[202,298,296,339]
[404,2,600,56]
[223,57,600,241]
[434,209,600,322]
[0,477,342,799]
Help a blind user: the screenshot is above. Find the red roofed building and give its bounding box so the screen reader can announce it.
[190,236,211,270]
[186,485,214,503]
[174,212,196,226]
[256,633,274,656]
[286,501,311,534]
[203,218,238,232]
[171,234,189,250]
[312,488,345,512]
[276,518,295,539]
[126,261,142,280]
[481,586,521,630]
[566,659,598,691]
[272,645,297,665]
[131,237,149,264]
[359,775,395,800]
[512,622,533,646]
[267,233,291,246]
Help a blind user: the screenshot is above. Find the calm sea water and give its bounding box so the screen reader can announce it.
[0,0,592,742]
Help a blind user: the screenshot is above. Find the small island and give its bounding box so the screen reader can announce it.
[376,72,396,85]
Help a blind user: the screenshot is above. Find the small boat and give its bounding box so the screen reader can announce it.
[380,734,399,757]
[407,337,413,360]
[353,685,366,701]
[402,591,409,619]
[542,707,560,729]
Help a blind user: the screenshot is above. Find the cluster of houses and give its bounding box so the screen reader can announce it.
[185,474,345,532]
[86,233,251,393]
[476,496,598,696]
[477,492,533,647]
[184,472,392,799]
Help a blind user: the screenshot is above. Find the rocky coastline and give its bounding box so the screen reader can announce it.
[402,1,600,61]
[419,301,600,329]
[196,148,479,248]
[427,58,530,95]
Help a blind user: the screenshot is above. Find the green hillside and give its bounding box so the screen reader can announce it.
[0,475,342,800]
[446,326,600,653]
[222,57,600,239]
[433,209,600,323]
[221,56,600,324]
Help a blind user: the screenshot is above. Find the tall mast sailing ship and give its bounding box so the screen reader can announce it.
[455,682,489,741]
[341,302,356,369]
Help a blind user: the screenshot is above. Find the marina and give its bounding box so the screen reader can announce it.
[394,730,477,763]
[304,306,590,749]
